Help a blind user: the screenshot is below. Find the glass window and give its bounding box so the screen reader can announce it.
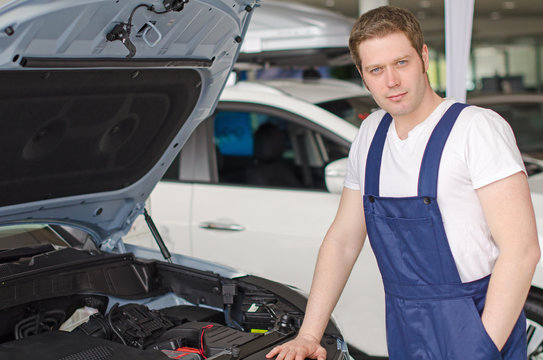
[0,224,69,250]
[508,44,537,89]
[214,111,255,157]
[213,109,349,191]
[317,96,378,127]
[473,46,506,91]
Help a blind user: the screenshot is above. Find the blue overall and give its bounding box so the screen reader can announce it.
[363,103,527,359]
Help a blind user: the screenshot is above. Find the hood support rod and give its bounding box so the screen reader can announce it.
[143,208,172,263]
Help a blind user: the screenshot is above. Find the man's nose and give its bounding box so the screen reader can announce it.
[385,68,400,88]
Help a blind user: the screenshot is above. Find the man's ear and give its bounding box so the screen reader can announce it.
[421,44,430,73]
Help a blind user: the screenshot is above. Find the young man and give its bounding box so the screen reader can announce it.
[266,6,540,360]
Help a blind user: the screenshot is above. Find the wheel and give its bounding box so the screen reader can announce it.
[526,288,543,359]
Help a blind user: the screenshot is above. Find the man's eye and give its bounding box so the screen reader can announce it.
[397,60,407,65]
[370,67,381,73]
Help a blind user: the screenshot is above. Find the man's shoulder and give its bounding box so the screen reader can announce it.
[360,109,387,131]
[455,102,502,120]
[448,102,513,145]
[455,102,508,129]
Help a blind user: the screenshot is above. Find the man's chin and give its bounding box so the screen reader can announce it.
[380,102,412,117]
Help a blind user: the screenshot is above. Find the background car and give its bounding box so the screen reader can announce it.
[0,1,351,360]
[127,78,543,358]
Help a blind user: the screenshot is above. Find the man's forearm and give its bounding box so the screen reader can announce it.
[476,172,541,350]
[298,233,364,341]
[482,245,539,349]
[296,188,367,341]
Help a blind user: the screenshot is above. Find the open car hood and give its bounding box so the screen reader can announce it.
[0,0,258,244]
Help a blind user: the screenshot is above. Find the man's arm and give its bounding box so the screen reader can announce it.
[477,171,540,350]
[266,187,367,360]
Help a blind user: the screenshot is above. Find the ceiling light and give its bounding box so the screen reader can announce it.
[489,11,501,20]
[419,0,431,8]
[503,1,516,9]
[325,0,335,7]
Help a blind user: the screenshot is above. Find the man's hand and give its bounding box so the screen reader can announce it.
[265,333,326,360]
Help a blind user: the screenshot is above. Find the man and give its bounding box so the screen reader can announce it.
[266,5,540,360]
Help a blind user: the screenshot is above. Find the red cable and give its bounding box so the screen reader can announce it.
[173,353,191,359]
[199,324,214,359]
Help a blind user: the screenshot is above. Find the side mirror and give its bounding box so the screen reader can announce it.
[325,157,348,194]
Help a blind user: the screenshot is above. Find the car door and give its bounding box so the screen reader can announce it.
[190,103,349,288]
[150,101,352,281]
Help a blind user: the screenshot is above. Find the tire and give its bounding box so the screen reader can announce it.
[526,287,543,359]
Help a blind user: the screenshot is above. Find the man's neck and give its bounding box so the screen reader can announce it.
[394,90,443,140]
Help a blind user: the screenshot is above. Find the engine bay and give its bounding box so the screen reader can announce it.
[1,299,294,360]
[0,247,345,360]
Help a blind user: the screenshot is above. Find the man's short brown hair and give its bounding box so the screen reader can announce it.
[348,6,424,71]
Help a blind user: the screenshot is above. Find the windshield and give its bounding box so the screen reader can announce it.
[317,96,379,127]
[0,225,69,250]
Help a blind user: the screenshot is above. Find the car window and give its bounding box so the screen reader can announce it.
[161,107,350,191]
[213,109,348,190]
[317,96,378,127]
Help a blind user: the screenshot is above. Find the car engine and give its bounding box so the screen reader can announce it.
[0,248,345,360]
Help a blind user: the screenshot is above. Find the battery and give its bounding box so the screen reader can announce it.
[241,303,275,332]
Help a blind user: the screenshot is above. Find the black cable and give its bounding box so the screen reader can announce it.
[33,312,41,337]
[107,303,127,346]
[126,4,152,37]
[125,2,185,37]
[14,309,66,339]
[150,6,170,14]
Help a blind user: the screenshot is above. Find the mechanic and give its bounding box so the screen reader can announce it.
[266,5,540,360]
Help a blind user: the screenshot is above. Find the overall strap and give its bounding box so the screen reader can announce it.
[417,102,470,197]
[364,113,393,196]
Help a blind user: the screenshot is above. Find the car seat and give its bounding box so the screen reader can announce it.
[245,122,301,188]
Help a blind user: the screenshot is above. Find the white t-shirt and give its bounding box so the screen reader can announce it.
[344,99,526,282]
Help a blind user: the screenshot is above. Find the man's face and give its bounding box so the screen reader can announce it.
[358,32,430,119]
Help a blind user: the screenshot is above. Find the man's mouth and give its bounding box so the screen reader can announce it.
[387,92,407,101]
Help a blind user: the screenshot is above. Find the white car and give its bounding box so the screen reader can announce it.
[0,1,352,360]
[131,79,543,358]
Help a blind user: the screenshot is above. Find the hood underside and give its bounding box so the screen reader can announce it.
[0,68,200,207]
[0,0,258,242]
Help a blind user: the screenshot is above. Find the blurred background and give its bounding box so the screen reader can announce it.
[258,0,543,94]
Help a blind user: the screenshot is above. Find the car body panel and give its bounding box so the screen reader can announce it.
[230,78,371,104]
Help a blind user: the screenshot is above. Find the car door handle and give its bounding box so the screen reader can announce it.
[198,222,245,232]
